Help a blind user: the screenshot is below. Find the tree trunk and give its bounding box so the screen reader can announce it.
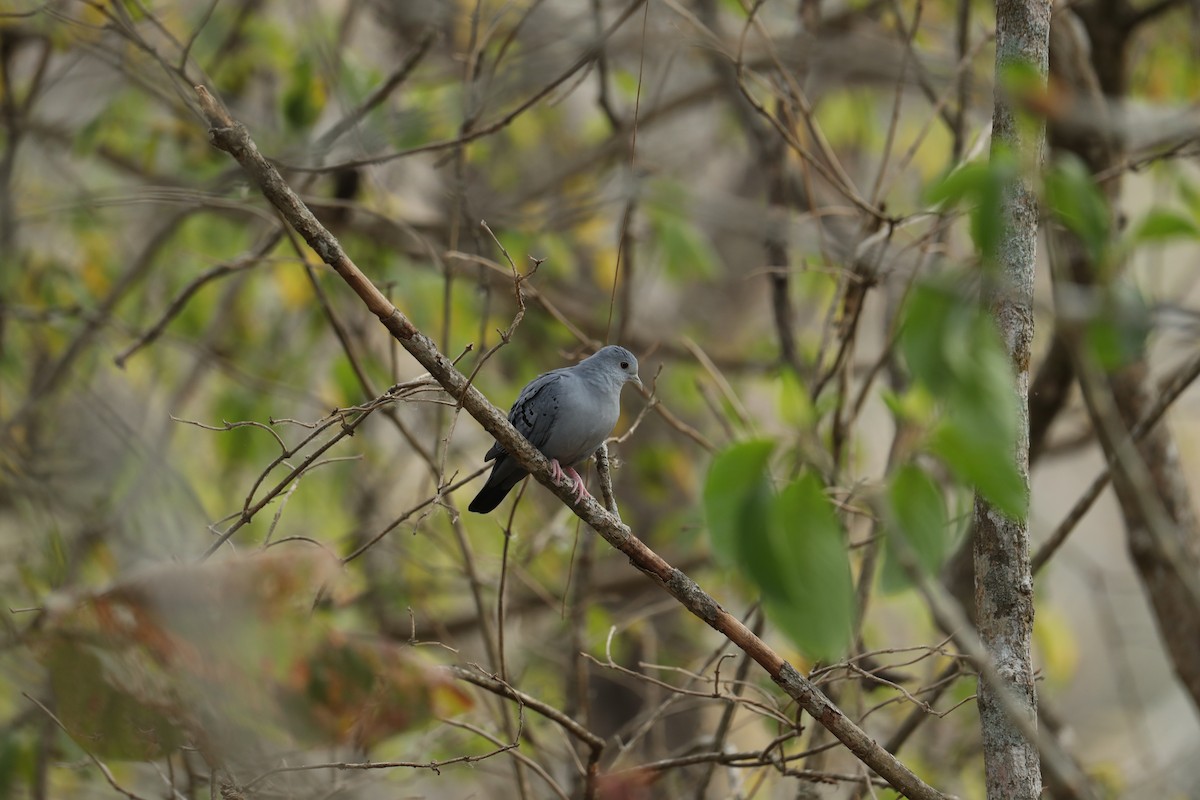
[974,0,1051,797]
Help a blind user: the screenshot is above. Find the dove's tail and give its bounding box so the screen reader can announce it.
[468,460,527,513]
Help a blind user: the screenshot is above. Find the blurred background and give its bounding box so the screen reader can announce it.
[2,0,1200,797]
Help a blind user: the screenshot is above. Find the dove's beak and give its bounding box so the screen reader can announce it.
[631,375,643,390]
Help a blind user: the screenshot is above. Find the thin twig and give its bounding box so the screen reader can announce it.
[1033,347,1200,572]
[23,693,151,800]
[195,83,951,800]
[114,240,277,367]
[278,0,650,174]
[341,465,490,563]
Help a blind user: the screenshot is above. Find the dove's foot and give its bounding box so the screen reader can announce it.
[549,460,590,503]
[564,466,591,503]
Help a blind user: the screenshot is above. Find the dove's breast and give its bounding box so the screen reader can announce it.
[538,374,621,467]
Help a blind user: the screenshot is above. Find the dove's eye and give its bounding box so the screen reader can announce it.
[620,361,630,369]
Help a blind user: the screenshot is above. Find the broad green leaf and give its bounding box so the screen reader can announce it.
[777,368,815,429]
[44,643,184,760]
[654,215,720,279]
[931,422,1026,519]
[972,155,1012,262]
[898,284,956,394]
[1128,208,1200,244]
[703,440,775,576]
[925,160,989,207]
[1044,156,1111,264]
[881,385,936,426]
[1085,286,1150,371]
[998,59,1045,96]
[762,473,854,661]
[900,283,1024,518]
[925,154,1016,262]
[647,182,719,279]
[1179,175,1200,221]
[950,329,1019,446]
[880,465,950,593]
[901,283,1012,401]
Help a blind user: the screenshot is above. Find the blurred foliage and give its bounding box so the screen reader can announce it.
[900,283,1026,519]
[1044,155,1113,269]
[926,152,1017,265]
[880,464,952,593]
[704,442,855,660]
[0,0,1196,797]
[31,553,469,761]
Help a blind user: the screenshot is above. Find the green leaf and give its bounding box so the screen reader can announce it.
[880,465,950,593]
[44,643,184,760]
[647,183,720,279]
[283,56,325,129]
[656,216,720,278]
[1085,285,1150,371]
[901,283,1008,399]
[1044,156,1111,264]
[925,160,989,207]
[898,284,954,393]
[776,368,815,429]
[0,732,28,797]
[1178,175,1200,221]
[1128,208,1200,244]
[900,282,1025,519]
[705,453,855,660]
[925,154,1015,262]
[998,59,1044,95]
[703,440,776,577]
[931,421,1026,519]
[972,155,1012,262]
[761,473,855,661]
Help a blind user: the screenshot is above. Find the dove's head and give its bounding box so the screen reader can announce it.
[588,345,642,390]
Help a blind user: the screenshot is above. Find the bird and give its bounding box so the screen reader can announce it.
[468,346,642,513]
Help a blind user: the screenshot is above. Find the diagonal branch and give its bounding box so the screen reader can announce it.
[1033,347,1200,573]
[24,693,151,800]
[1125,0,1188,28]
[192,84,949,800]
[278,0,649,174]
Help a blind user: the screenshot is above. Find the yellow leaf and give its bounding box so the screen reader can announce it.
[1034,606,1080,686]
[275,262,313,309]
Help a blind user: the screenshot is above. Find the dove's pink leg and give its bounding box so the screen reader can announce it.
[549,460,590,502]
[564,466,592,503]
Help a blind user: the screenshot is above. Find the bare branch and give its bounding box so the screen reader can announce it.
[1034,347,1200,572]
[23,693,151,800]
[277,0,649,174]
[194,83,952,800]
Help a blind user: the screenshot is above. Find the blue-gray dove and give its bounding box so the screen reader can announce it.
[468,346,642,513]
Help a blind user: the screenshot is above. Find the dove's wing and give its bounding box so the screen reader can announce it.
[469,370,571,513]
[482,368,569,462]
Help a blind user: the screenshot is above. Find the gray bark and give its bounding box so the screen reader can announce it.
[974,0,1051,798]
